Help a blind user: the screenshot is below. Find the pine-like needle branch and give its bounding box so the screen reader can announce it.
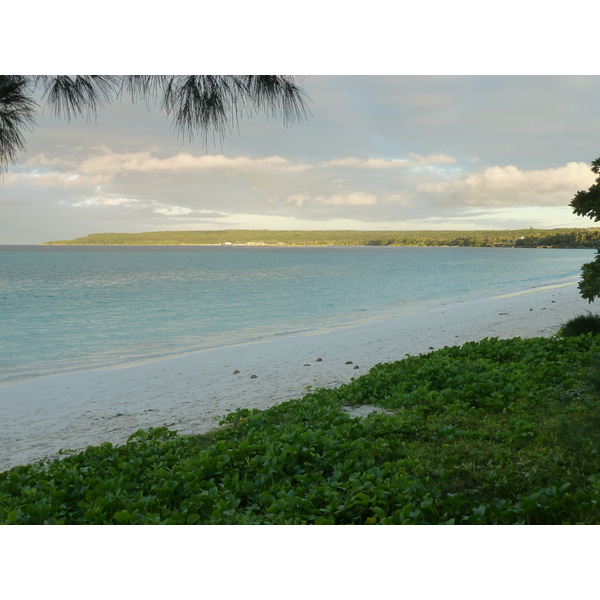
[0,75,310,173]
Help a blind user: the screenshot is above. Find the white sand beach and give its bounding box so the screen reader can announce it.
[0,281,595,472]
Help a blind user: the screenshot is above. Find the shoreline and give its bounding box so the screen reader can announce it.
[0,281,595,471]
[0,274,583,389]
[32,243,600,249]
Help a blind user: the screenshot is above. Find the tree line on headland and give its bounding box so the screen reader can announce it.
[44,227,600,248]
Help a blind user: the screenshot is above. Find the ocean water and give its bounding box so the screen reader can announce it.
[0,245,594,384]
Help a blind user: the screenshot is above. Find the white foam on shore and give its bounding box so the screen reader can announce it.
[0,281,594,471]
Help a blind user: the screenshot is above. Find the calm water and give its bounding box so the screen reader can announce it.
[0,245,593,384]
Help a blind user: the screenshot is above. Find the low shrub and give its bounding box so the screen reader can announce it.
[559,313,600,337]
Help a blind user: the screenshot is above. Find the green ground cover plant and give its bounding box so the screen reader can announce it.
[2,335,600,524]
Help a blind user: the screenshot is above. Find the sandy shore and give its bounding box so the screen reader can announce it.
[0,281,594,471]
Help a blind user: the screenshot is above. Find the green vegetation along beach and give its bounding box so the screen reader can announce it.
[2,334,600,524]
[44,227,600,248]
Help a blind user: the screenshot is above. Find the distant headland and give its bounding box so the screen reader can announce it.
[43,228,600,248]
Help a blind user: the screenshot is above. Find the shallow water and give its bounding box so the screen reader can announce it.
[0,245,593,383]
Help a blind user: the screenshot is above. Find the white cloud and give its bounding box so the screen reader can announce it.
[154,206,195,216]
[286,192,378,206]
[7,170,109,187]
[405,153,457,166]
[70,196,146,208]
[24,155,78,169]
[154,206,228,217]
[417,162,596,207]
[320,153,456,169]
[75,150,310,177]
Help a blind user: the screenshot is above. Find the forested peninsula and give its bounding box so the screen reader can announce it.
[45,228,600,248]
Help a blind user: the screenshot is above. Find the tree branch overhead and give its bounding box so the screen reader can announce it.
[0,75,310,173]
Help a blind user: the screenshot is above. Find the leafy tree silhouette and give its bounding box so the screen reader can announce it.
[570,157,600,301]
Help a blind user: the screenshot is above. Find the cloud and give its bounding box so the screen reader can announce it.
[72,149,455,179]
[154,206,228,218]
[286,192,378,206]
[70,196,149,209]
[12,146,590,239]
[417,162,596,207]
[320,153,456,169]
[24,155,78,169]
[74,150,310,177]
[18,171,110,187]
[67,194,231,220]
[405,153,457,166]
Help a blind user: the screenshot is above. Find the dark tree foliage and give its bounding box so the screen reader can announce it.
[0,75,310,172]
[44,227,600,247]
[0,76,37,170]
[570,158,600,302]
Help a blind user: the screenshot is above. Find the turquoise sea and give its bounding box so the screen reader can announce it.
[0,245,593,385]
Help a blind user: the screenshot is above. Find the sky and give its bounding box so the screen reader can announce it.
[3,75,600,244]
